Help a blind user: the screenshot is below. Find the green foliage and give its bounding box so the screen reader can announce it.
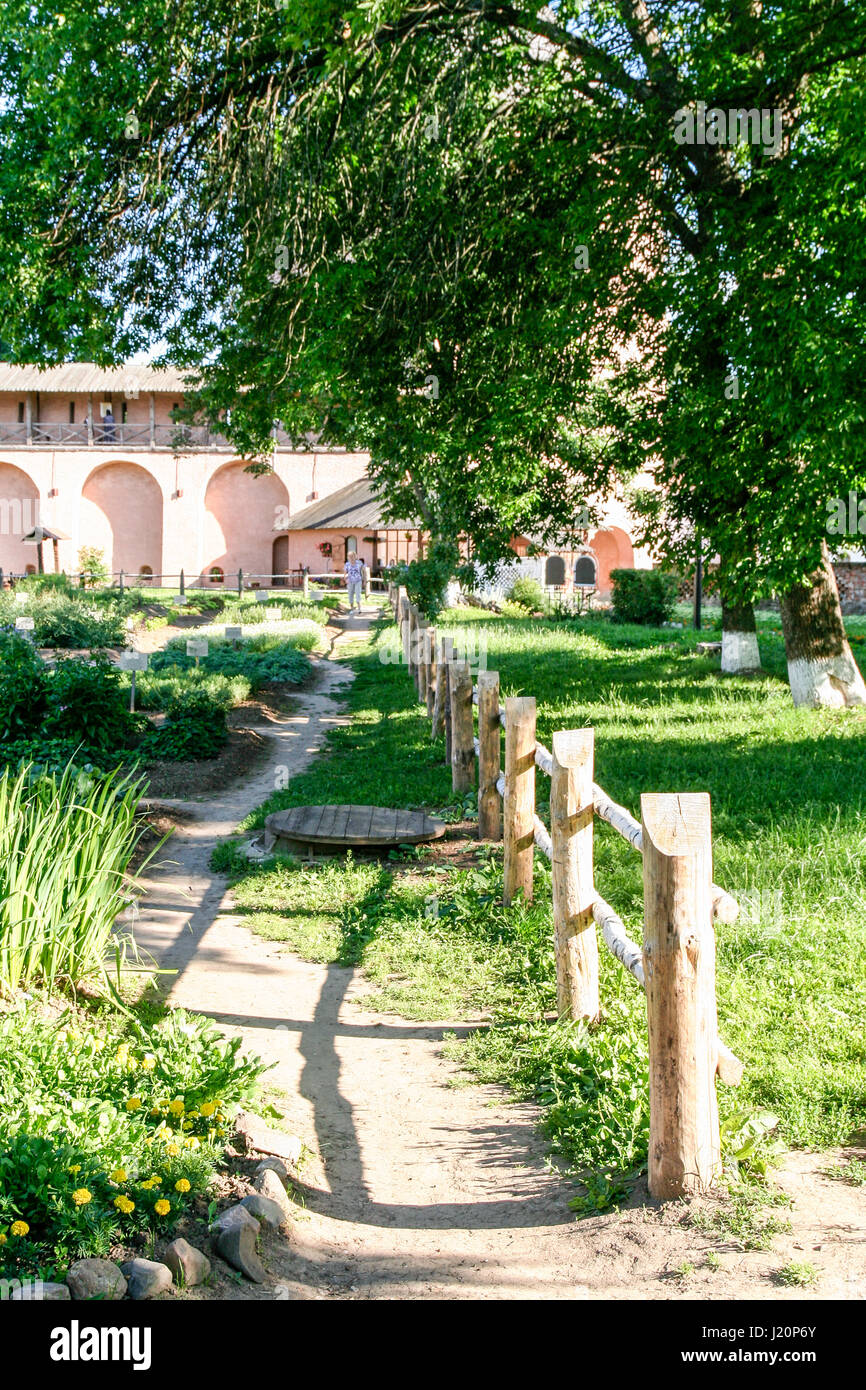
[43,655,138,756]
[0,590,126,648]
[609,569,678,626]
[133,666,251,714]
[77,547,109,588]
[0,632,48,739]
[0,762,151,995]
[387,539,459,619]
[151,632,312,689]
[142,686,228,761]
[0,1006,266,1278]
[506,576,546,613]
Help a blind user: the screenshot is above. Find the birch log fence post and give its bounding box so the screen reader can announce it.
[407,603,418,690]
[477,670,502,841]
[433,635,454,752]
[417,617,428,705]
[641,792,722,1199]
[425,626,437,718]
[450,660,475,792]
[399,591,411,668]
[503,696,536,905]
[551,730,599,1022]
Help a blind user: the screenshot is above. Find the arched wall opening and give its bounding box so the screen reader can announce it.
[203,463,290,581]
[81,461,164,577]
[0,461,40,575]
[589,527,634,594]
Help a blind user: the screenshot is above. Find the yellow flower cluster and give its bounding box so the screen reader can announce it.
[10,1221,29,1237]
[154,1199,171,1217]
[125,1097,142,1113]
[174,1179,191,1194]
[140,1174,162,1191]
[114,1195,135,1215]
[109,1168,128,1184]
[72,1189,92,1207]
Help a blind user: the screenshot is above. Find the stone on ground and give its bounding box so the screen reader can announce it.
[11,1281,70,1300]
[164,1237,211,1287]
[235,1112,302,1166]
[66,1258,127,1301]
[254,1156,291,1187]
[120,1258,173,1300]
[242,1191,288,1229]
[253,1166,294,1222]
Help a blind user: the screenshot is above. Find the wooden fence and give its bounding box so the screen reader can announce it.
[388,584,744,1200]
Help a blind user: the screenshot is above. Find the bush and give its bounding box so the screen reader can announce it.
[0,591,126,648]
[0,762,150,995]
[506,576,546,612]
[142,686,228,761]
[77,545,109,588]
[0,632,48,739]
[44,656,138,756]
[133,666,251,713]
[609,568,678,626]
[0,1007,266,1278]
[151,633,312,689]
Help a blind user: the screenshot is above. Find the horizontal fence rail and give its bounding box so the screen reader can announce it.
[388,582,744,1200]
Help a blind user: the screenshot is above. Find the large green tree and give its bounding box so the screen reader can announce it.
[2,1,866,700]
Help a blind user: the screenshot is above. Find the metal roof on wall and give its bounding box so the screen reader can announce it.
[283,476,419,531]
[0,363,194,393]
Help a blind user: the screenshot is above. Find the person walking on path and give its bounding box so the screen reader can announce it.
[343,550,366,613]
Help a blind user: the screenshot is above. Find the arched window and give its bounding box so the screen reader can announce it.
[574,554,597,587]
[209,566,225,584]
[544,555,566,587]
[138,565,154,584]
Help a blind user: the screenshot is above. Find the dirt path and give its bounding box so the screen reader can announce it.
[129,608,866,1302]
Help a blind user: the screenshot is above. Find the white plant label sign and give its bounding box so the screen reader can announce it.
[186,638,208,658]
[118,652,149,671]
[224,626,242,640]
[15,616,35,630]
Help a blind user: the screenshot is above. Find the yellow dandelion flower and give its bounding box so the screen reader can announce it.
[141,1055,156,1071]
[0,1234,6,1245]
[72,1189,92,1207]
[200,1101,216,1118]
[10,1221,29,1237]
[115,1045,129,1064]
[68,1164,82,1175]
[139,1179,155,1191]
[148,1175,161,1185]
[166,1142,180,1157]
[168,1099,185,1117]
[174,1178,191,1194]
[125,1097,142,1112]
[113,1195,135,1214]
[154,1199,170,1217]
[183,1137,200,1150]
[109,1168,128,1184]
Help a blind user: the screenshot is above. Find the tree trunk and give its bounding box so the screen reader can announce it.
[720,595,761,674]
[780,542,866,708]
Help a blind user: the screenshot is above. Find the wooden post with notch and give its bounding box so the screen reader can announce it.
[503,697,536,904]
[551,730,598,1021]
[477,671,501,841]
[425,626,437,718]
[432,634,453,749]
[417,617,428,705]
[641,791,722,1200]
[450,659,475,792]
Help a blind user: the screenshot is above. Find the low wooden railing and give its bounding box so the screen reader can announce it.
[388,583,744,1200]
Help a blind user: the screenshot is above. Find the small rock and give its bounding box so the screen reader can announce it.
[235,1112,302,1166]
[120,1258,173,1301]
[242,1191,288,1230]
[164,1238,211,1288]
[253,1167,294,1222]
[66,1258,127,1301]
[254,1156,290,1187]
[216,1224,266,1284]
[10,1281,70,1301]
[210,1202,260,1239]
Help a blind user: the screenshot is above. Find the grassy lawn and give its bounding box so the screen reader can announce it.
[215,606,866,1208]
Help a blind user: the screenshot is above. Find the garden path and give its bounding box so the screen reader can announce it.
[128,608,865,1302]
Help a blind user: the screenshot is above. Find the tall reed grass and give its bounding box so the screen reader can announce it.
[0,762,150,994]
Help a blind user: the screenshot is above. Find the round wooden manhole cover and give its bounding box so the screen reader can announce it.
[264,804,446,850]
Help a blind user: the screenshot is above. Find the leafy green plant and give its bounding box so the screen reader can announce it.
[77,546,109,588]
[44,655,138,755]
[778,1260,819,1288]
[151,632,312,689]
[0,761,152,995]
[609,569,678,626]
[506,576,546,612]
[0,1006,266,1278]
[142,685,228,761]
[0,631,48,739]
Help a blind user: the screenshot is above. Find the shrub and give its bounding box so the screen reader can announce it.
[609,568,678,625]
[0,1007,265,1278]
[142,686,228,761]
[77,545,109,588]
[43,656,138,755]
[507,576,546,612]
[151,633,312,689]
[387,538,458,618]
[133,666,251,713]
[0,762,150,995]
[0,591,126,648]
[0,632,48,739]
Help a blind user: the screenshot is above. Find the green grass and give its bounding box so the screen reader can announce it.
[215,606,866,1207]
